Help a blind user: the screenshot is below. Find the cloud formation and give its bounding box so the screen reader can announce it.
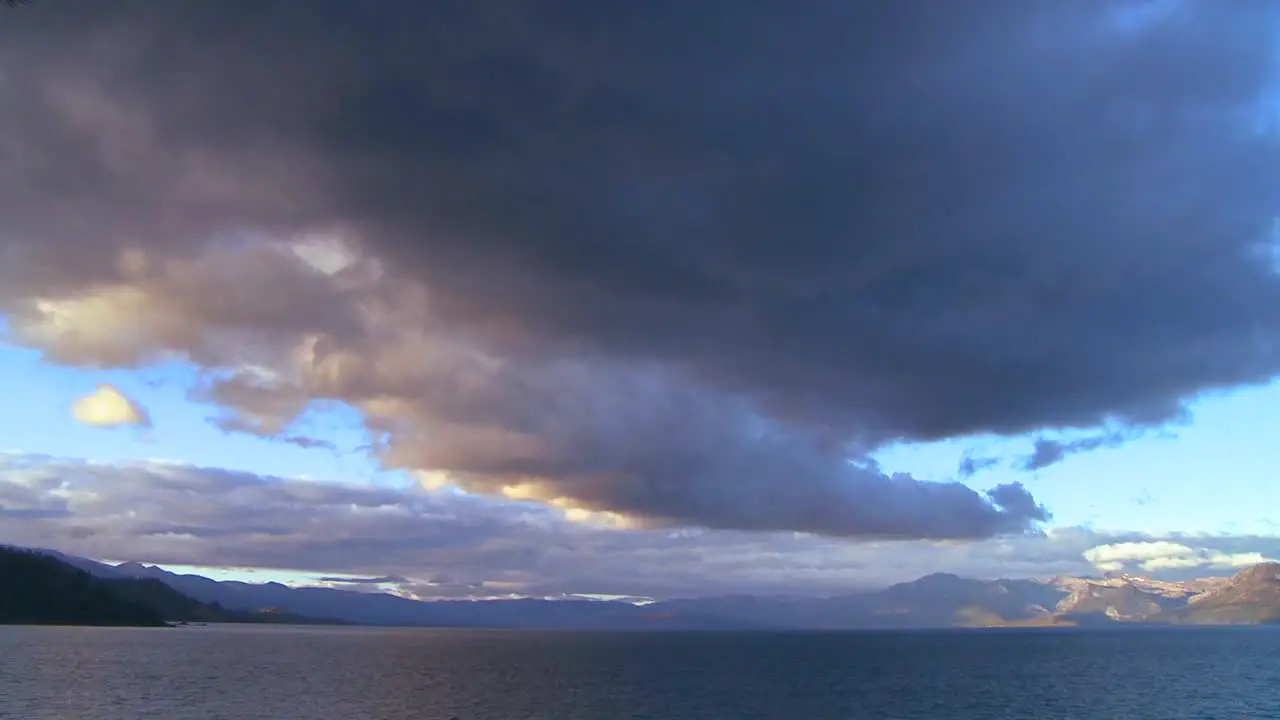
[1083,540,1275,573]
[2,453,1273,597]
[70,384,151,428]
[3,2,1280,539]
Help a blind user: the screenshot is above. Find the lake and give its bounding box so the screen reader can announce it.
[1,625,1278,719]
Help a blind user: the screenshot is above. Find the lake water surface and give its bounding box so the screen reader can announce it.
[2,624,1278,719]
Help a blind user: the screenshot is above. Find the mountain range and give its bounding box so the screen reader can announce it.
[10,545,1278,630]
[0,546,344,627]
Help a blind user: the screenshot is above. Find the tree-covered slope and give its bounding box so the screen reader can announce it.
[0,546,166,627]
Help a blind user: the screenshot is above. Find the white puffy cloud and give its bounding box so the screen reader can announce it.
[70,384,151,428]
[1083,541,1274,574]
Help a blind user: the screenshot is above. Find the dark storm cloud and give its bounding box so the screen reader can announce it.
[368,360,1048,539]
[22,0,1280,438]
[189,0,1280,442]
[4,1,1280,538]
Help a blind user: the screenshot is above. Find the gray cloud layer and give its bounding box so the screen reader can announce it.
[1,454,1273,598]
[3,1,1280,538]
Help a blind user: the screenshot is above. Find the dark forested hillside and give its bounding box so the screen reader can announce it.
[0,546,166,626]
[0,546,345,626]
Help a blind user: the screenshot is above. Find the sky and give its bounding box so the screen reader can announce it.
[2,0,1280,599]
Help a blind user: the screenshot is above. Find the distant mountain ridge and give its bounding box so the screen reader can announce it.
[12,545,1280,630]
[1160,563,1280,625]
[99,559,755,630]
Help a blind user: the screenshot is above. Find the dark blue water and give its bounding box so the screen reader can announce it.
[2,625,1278,719]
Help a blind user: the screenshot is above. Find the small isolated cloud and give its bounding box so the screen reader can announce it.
[1020,428,1141,471]
[958,455,1001,479]
[1083,541,1274,574]
[280,435,338,451]
[317,575,408,585]
[70,384,151,428]
[960,428,1147,476]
